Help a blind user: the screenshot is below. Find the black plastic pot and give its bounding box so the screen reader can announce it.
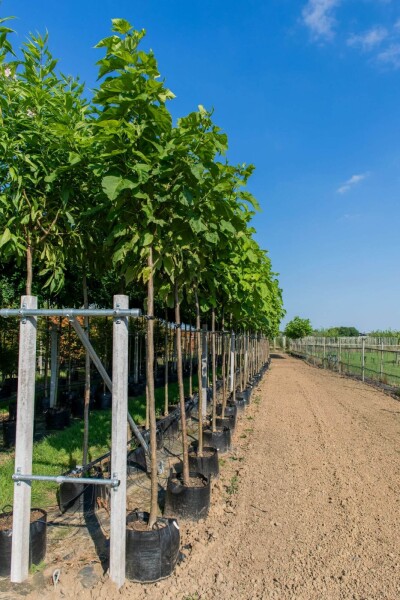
[98,391,112,410]
[236,388,250,405]
[70,394,84,418]
[164,471,210,521]
[0,508,47,577]
[156,429,164,450]
[215,415,235,431]
[234,397,247,413]
[126,511,180,582]
[188,446,219,480]
[2,420,16,448]
[216,403,238,426]
[203,426,231,453]
[45,408,70,430]
[8,402,16,421]
[127,446,147,473]
[58,468,106,513]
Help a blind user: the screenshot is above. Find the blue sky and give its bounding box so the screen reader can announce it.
[2,0,400,331]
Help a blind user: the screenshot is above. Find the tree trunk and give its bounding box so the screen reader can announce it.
[195,287,203,456]
[211,308,217,432]
[164,308,169,416]
[147,247,158,529]
[188,323,193,398]
[26,243,33,296]
[221,310,227,412]
[82,274,90,466]
[175,281,189,485]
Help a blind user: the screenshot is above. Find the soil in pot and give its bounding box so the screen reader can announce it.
[0,508,47,577]
[203,426,231,453]
[126,511,180,583]
[188,446,219,480]
[164,471,210,521]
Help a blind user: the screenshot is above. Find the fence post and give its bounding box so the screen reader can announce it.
[380,341,384,381]
[323,337,326,367]
[338,338,341,373]
[11,296,38,583]
[109,295,129,588]
[201,324,208,418]
[362,337,365,382]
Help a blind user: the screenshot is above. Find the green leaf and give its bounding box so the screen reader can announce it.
[143,233,153,246]
[111,19,132,34]
[102,176,137,201]
[0,228,12,248]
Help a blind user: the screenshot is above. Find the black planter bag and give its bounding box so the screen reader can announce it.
[203,426,231,453]
[215,415,235,431]
[0,508,47,577]
[2,420,16,448]
[188,446,219,480]
[126,511,180,582]
[164,471,210,521]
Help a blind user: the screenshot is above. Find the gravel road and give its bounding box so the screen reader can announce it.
[13,352,400,600]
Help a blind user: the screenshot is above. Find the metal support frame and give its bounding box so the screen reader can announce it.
[69,317,148,456]
[5,297,143,586]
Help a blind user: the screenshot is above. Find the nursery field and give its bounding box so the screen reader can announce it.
[2,354,399,600]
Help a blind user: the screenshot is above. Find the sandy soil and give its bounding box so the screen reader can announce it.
[4,353,400,599]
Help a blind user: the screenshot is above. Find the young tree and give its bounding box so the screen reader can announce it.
[284,316,313,339]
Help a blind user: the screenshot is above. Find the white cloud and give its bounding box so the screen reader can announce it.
[337,173,369,194]
[347,26,388,51]
[377,43,400,68]
[302,0,340,40]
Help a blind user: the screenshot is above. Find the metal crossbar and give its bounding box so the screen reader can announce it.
[12,472,120,488]
[0,308,141,318]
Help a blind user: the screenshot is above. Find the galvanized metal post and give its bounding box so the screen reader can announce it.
[11,296,38,583]
[338,338,341,373]
[109,295,129,588]
[49,325,58,408]
[362,337,365,382]
[201,324,208,418]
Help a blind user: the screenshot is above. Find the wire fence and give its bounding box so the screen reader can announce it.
[289,336,400,389]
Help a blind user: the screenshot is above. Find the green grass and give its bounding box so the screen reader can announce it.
[225,475,239,495]
[303,346,400,387]
[0,374,198,509]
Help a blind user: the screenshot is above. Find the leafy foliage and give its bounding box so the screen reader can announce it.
[284,316,313,339]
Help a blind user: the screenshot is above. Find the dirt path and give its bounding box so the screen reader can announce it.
[8,354,400,599]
